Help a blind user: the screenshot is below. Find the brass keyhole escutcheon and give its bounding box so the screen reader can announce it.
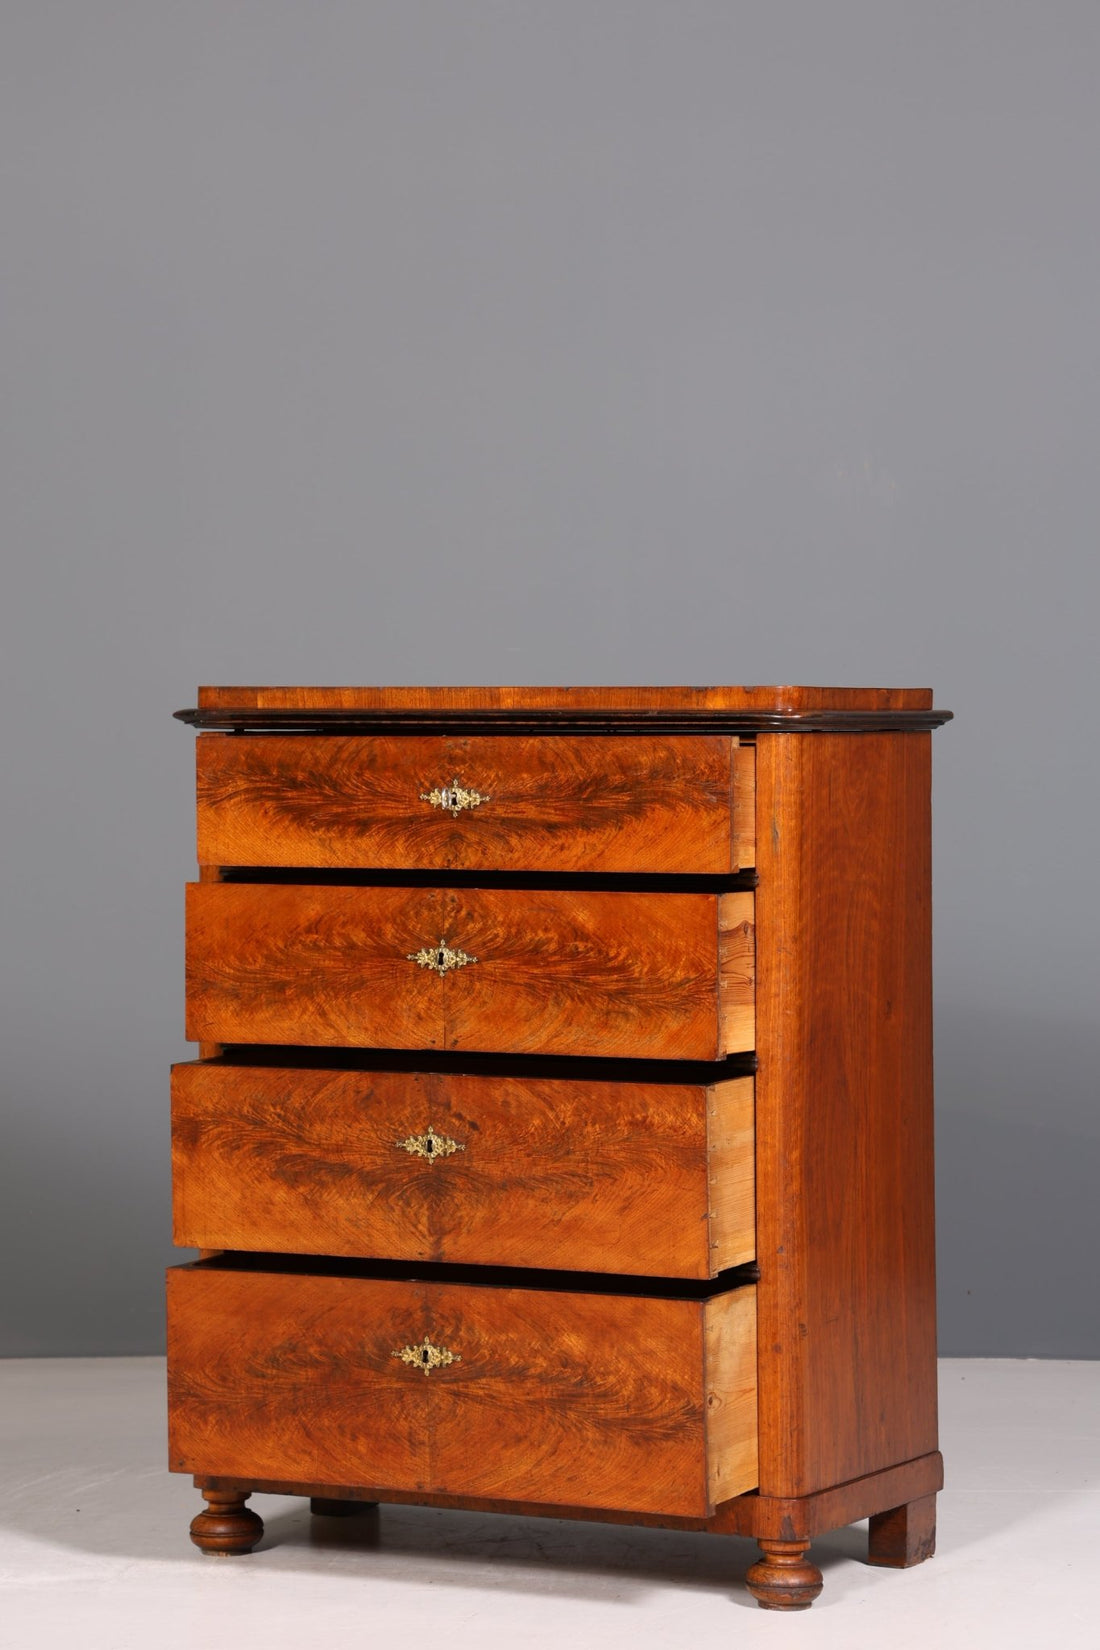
[419,776,490,816]
[392,1336,460,1376]
[396,1126,465,1163]
[407,938,478,977]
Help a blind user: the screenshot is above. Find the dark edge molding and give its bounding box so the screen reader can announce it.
[175,707,953,734]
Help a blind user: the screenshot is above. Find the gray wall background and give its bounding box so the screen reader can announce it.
[2,3,1097,1358]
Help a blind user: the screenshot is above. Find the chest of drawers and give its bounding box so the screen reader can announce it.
[168,684,950,1610]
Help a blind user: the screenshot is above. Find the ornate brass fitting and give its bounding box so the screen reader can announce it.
[396,1126,465,1163]
[419,776,490,816]
[407,939,477,976]
[392,1336,460,1376]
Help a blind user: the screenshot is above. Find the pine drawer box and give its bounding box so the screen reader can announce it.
[168,685,951,1611]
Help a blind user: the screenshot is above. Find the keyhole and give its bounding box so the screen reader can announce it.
[425,1137,435,1157]
[420,1349,430,1365]
[436,948,446,969]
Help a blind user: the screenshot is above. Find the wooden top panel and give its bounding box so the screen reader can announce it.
[197,684,933,712]
[181,685,950,735]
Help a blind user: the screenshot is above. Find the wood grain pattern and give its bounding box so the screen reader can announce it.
[191,1448,944,1539]
[185,882,445,1051]
[443,888,753,1058]
[186,884,755,1059]
[197,733,745,874]
[709,1449,944,1540]
[706,1077,756,1272]
[196,865,226,1061]
[167,1267,429,1489]
[703,1285,758,1505]
[717,891,756,1054]
[197,685,934,713]
[169,683,948,1605]
[171,1062,756,1278]
[867,1492,937,1567]
[753,732,938,1498]
[423,1283,710,1512]
[732,742,756,870]
[189,1488,263,1556]
[746,1540,823,1610]
[167,1264,759,1518]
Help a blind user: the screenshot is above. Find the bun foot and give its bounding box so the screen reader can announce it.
[746,1540,823,1610]
[190,1487,264,1556]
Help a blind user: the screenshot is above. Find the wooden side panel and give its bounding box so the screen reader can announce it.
[704,1285,759,1506]
[422,1283,714,1516]
[171,1063,742,1278]
[754,732,938,1497]
[443,888,732,1060]
[197,733,738,874]
[167,1267,429,1487]
[706,1077,756,1271]
[732,742,756,870]
[717,891,755,1055]
[185,883,444,1050]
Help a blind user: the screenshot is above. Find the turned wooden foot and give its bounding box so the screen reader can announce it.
[190,1487,264,1556]
[310,1497,379,1517]
[868,1492,937,1567]
[746,1539,823,1610]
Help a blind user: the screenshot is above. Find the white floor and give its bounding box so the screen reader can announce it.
[1,1358,1096,1649]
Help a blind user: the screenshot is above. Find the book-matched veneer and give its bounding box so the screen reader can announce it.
[168,686,950,1611]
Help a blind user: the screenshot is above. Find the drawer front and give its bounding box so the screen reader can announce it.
[197,733,755,874]
[167,1265,758,1517]
[171,1064,755,1278]
[186,884,755,1060]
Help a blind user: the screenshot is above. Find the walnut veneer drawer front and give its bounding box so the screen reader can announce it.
[185,883,755,1060]
[197,733,755,873]
[167,1264,759,1519]
[171,1063,755,1278]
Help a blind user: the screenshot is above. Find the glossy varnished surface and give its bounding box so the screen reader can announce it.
[182,685,949,734]
[171,1063,755,1277]
[185,884,755,1059]
[168,682,947,1608]
[167,1265,759,1518]
[197,733,754,873]
[195,684,935,712]
[753,732,938,1497]
[186,882,444,1050]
